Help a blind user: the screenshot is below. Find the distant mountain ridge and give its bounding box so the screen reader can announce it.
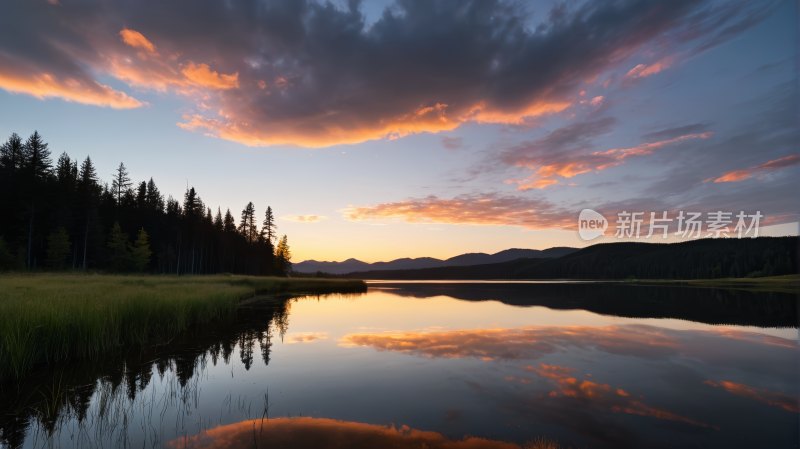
[293,247,579,274]
[338,237,797,281]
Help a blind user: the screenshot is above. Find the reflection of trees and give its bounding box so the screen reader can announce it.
[239,330,255,370]
[376,283,798,328]
[260,326,273,366]
[0,296,296,449]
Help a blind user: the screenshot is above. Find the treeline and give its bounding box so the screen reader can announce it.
[0,131,291,275]
[340,237,798,280]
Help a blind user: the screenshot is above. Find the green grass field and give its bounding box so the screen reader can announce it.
[0,274,365,381]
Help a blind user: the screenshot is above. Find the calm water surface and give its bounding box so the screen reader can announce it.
[1,283,797,448]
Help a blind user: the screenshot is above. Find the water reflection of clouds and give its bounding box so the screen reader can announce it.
[284,332,329,344]
[524,363,710,428]
[164,417,526,449]
[705,380,799,413]
[340,324,797,362]
[339,323,799,447]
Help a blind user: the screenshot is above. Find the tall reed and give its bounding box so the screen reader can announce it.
[0,274,365,381]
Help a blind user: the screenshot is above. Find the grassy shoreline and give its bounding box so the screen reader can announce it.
[613,274,799,294]
[0,273,365,381]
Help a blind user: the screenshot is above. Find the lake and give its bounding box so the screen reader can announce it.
[1,282,797,448]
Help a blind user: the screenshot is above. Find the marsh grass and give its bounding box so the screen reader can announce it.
[0,273,365,381]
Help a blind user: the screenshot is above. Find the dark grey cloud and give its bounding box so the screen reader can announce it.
[0,0,773,146]
[588,181,618,188]
[641,123,712,142]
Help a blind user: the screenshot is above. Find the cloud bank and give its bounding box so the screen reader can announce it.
[0,0,769,147]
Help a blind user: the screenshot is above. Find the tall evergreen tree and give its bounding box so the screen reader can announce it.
[136,181,147,209]
[145,178,164,211]
[239,202,257,244]
[0,134,25,257]
[223,209,237,233]
[22,131,52,269]
[262,206,277,243]
[111,162,132,216]
[77,156,100,269]
[214,207,223,232]
[0,132,24,174]
[275,234,291,276]
[183,187,201,223]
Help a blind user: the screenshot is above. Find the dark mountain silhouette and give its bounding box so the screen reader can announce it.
[339,237,797,280]
[293,247,579,274]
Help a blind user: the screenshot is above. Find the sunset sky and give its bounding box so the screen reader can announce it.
[1,0,797,263]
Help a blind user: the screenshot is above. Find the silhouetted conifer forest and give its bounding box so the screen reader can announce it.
[340,238,798,280]
[0,131,290,275]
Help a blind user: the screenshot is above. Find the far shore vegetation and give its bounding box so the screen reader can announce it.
[0,273,366,382]
[617,274,799,294]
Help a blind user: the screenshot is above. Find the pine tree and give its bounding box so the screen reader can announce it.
[239,202,257,244]
[78,156,99,195]
[183,187,201,222]
[129,228,152,272]
[46,227,71,270]
[111,162,132,216]
[0,133,24,174]
[214,207,224,231]
[77,156,100,269]
[275,234,291,276]
[262,206,277,243]
[23,131,52,269]
[146,178,164,211]
[107,222,130,271]
[223,209,237,233]
[136,181,147,209]
[23,131,52,182]
[55,152,75,187]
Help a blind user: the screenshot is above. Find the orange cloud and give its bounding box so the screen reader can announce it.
[626,54,680,79]
[281,215,328,223]
[592,132,713,160]
[175,98,570,148]
[339,193,574,230]
[0,70,144,109]
[181,62,239,89]
[519,132,713,180]
[119,28,157,54]
[517,179,558,190]
[710,154,800,182]
[164,417,525,449]
[707,380,798,413]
